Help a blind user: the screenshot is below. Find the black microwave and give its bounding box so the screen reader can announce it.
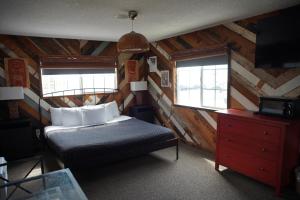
[259,97,300,119]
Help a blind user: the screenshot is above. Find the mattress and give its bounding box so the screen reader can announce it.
[44,118,175,167]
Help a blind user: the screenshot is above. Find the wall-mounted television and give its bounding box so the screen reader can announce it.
[255,5,300,68]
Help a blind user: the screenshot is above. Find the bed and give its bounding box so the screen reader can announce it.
[44,114,178,168]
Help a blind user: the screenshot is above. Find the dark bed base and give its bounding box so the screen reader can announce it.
[48,138,179,169]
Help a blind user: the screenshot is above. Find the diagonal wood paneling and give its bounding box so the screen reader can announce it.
[1,8,300,153]
[0,35,144,125]
[147,11,300,152]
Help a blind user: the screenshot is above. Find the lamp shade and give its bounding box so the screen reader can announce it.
[117,31,150,53]
[0,87,24,100]
[130,81,147,91]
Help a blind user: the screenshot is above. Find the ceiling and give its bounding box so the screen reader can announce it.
[0,0,299,42]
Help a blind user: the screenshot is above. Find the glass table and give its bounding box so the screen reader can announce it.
[0,169,87,200]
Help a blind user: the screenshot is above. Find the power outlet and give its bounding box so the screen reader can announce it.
[35,129,41,139]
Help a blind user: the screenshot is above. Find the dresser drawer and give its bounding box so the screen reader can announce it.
[219,117,281,145]
[219,135,279,161]
[215,109,300,196]
[219,146,277,186]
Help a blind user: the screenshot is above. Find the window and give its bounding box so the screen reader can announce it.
[40,56,117,98]
[41,68,117,97]
[175,54,228,110]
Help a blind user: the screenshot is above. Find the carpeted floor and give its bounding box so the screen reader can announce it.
[7,143,300,200]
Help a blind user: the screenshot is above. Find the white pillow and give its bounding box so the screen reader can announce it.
[105,101,120,121]
[50,107,62,126]
[61,107,82,127]
[82,104,105,110]
[82,106,106,126]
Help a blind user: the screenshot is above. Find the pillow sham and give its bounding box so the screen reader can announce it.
[50,107,62,126]
[81,106,106,126]
[61,107,82,127]
[105,101,120,121]
[82,104,105,109]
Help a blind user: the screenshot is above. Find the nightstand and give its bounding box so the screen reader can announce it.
[0,118,35,160]
[129,105,154,123]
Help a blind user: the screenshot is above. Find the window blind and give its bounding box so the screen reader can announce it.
[40,56,117,68]
[176,55,228,68]
[41,68,116,75]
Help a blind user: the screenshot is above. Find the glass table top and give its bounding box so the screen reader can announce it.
[0,169,87,200]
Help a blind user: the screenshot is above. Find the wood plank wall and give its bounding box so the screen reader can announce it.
[0,36,147,125]
[1,9,300,153]
[147,12,300,152]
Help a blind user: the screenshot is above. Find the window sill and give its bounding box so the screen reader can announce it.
[173,104,226,112]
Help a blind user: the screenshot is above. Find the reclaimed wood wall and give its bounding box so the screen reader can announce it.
[0,35,147,125]
[1,9,300,153]
[147,12,300,152]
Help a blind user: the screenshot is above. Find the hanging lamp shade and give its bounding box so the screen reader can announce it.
[117,10,150,53]
[117,31,149,53]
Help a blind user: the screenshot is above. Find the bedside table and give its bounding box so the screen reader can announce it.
[0,118,35,160]
[129,105,154,123]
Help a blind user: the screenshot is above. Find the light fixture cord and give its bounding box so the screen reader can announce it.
[131,19,133,32]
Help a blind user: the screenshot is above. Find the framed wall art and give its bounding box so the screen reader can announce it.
[126,60,138,82]
[4,58,30,88]
[161,70,170,87]
[147,56,157,72]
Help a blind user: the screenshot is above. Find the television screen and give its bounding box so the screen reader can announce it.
[255,6,300,68]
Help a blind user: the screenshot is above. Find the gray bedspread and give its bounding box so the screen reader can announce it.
[45,118,175,167]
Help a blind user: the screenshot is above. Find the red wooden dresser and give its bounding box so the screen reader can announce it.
[215,109,300,195]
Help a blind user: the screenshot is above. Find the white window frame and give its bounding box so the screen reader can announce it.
[174,53,230,110]
[40,68,118,98]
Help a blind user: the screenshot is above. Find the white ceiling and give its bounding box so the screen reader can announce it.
[0,0,299,42]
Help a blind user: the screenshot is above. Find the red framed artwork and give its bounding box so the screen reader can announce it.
[4,58,30,88]
[126,60,138,82]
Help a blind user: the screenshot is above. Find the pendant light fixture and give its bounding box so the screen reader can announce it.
[117,10,150,53]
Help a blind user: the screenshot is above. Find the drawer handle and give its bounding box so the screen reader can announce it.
[261,148,266,152]
[259,167,265,172]
[263,131,269,135]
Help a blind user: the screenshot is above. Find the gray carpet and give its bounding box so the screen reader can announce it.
[7,143,300,200]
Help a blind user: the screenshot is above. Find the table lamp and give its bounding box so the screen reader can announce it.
[130,81,147,105]
[0,87,24,119]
